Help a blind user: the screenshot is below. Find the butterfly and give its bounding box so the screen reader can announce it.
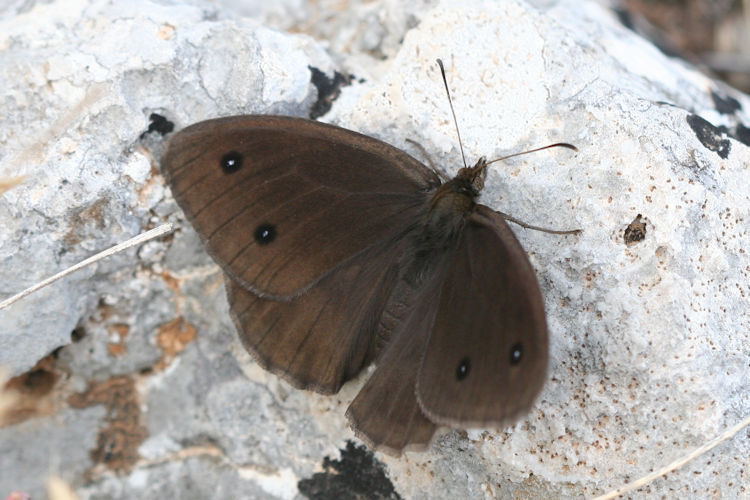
[161,60,577,455]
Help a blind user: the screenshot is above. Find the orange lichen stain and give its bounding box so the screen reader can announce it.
[160,270,181,293]
[107,343,127,356]
[154,317,197,371]
[106,323,130,357]
[67,376,148,472]
[157,23,175,40]
[0,175,26,196]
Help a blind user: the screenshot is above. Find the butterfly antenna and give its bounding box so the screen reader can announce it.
[436,59,468,169]
[486,142,578,166]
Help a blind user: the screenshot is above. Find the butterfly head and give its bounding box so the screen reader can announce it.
[453,157,487,198]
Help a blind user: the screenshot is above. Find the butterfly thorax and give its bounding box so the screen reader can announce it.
[405,156,490,283]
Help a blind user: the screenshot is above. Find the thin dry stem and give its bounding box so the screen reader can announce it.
[0,223,174,310]
[593,414,750,500]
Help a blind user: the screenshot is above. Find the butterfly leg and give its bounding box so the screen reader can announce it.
[495,210,581,235]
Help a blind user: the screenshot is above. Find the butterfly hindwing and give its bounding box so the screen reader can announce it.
[416,205,549,428]
[225,237,410,394]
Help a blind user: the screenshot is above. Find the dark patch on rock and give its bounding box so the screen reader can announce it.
[710,90,741,115]
[71,325,87,342]
[141,113,174,138]
[624,214,647,246]
[686,114,731,159]
[734,123,750,146]
[1,354,61,426]
[308,66,353,119]
[298,441,402,500]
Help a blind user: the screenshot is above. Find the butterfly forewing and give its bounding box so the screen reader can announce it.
[162,115,440,298]
[416,205,548,428]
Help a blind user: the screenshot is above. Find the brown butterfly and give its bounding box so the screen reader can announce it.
[161,60,577,455]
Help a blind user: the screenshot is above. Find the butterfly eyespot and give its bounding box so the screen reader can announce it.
[220,151,243,173]
[456,357,471,381]
[254,223,276,245]
[510,343,523,365]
